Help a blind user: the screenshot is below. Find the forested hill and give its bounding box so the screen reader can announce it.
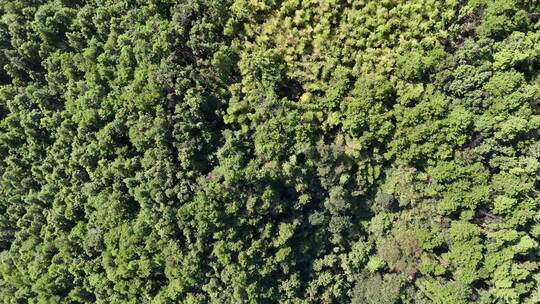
[0,0,539,303]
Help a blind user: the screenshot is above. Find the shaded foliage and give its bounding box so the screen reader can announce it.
[0,0,539,303]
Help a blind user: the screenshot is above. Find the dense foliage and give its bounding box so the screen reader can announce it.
[0,0,539,303]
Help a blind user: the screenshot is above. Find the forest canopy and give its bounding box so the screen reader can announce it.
[0,0,539,303]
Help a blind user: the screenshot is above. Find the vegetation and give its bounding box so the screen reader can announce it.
[0,0,539,303]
